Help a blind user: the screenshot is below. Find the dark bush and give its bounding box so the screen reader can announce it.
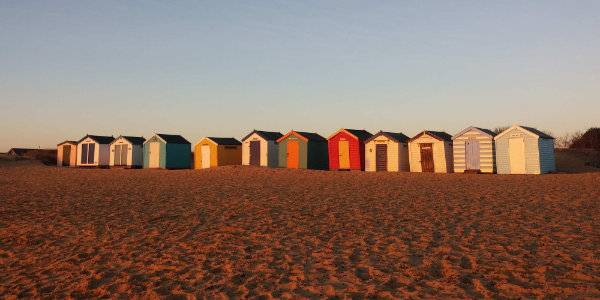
[569,128,600,149]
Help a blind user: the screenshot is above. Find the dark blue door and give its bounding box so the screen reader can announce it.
[81,144,88,164]
[88,144,95,164]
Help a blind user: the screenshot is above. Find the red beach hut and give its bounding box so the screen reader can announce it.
[326,128,372,170]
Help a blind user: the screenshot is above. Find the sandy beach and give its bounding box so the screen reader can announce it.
[0,164,599,298]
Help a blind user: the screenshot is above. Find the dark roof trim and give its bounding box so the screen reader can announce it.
[241,130,283,142]
[365,131,410,144]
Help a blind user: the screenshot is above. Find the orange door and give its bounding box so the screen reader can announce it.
[287,141,299,168]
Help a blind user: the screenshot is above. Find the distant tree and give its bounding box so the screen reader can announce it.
[493,126,510,135]
[569,127,600,149]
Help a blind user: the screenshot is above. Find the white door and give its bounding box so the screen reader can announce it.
[149,142,160,168]
[508,138,526,174]
[201,145,211,168]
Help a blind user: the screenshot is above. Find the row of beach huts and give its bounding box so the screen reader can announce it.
[56,125,556,174]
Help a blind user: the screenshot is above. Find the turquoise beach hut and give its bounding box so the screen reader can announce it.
[143,133,191,169]
[494,125,555,174]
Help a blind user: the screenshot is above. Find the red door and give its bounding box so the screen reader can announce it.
[287,141,299,169]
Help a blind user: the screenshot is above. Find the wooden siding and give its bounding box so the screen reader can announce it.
[495,128,541,174]
[57,144,77,167]
[77,138,110,167]
[109,137,143,167]
[452,128,495,173]
[307,141,329,170]
[328,131,364,170]
[143,136,167,168]
[194,139,218,169]
[365,136,409,172]
[166,143,191,169]
[242,133,279,167]
[408,134,453,173]
[278,135,308,169]
[538,138,556,174]
[217,145,242,166]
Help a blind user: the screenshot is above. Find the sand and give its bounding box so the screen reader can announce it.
[0,165,599,299]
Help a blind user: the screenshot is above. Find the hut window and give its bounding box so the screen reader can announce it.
[225,146,237,149]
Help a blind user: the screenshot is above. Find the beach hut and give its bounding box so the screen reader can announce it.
[408,131,453,173]
[494,125,555,174]
[143,133,191,169]
[194,137,242,169]
[77,135,115,167]
[364,131,410,172]
[109,136,145,168]
[452,126,496,173]
[57,141,77,167]
[241,130,283,167]
[277,131,328,170]
[327,129,372,170]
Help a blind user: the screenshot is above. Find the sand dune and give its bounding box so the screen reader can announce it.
[0,165,599,298]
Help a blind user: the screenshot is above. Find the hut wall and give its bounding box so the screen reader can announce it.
[365,136,399,172]
[267,141,278,167]
[166,143,191,169]
[308,141,328,170]
[242,133,274,167]
[278,135,308,169]
[143,138,167,168]
[409,135,450,173]
[538,138,555,174]
[194,140,217,169]
[217,145,242,166]
[495,128,540,174]
[328,132,363,170]
[453,129,495,173]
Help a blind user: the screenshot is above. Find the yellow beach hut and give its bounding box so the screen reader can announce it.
[194,137,242,169]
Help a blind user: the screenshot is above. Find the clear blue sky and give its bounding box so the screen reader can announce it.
[1,1,599,151]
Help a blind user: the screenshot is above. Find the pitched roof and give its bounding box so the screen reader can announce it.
[242,130,283,142]
[427,131,453,141]
[408,130,453,143]
[156,134,190,144]
[78,135,115,144]
[452,126,496,140]
[207,137,242,145]
[327,128,373,141]
[345,129,373,140]
[520,126,554,139]
[365,131,410,144]
[117,136,146,145]
[8,148,35,155]
[57,141,77,146]
[494,125,554,140]
[295,131,327,142]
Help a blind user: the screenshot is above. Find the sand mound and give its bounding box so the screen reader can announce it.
[0,166,599,298]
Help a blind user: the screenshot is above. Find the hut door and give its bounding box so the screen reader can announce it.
[465,140,480,170]
[375,144,387,172]
[201,145,211,168]
[338,140,350,169]
[121,145,128,166]
[114,145,122,166]
[509,138,526,174]
[249,141,260,166]
[62,145,71,166]
[419,143,434,172]
[81,144,88,164]
[80,143,95,164]
[149,142,160,168]
[287,141,299,169]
